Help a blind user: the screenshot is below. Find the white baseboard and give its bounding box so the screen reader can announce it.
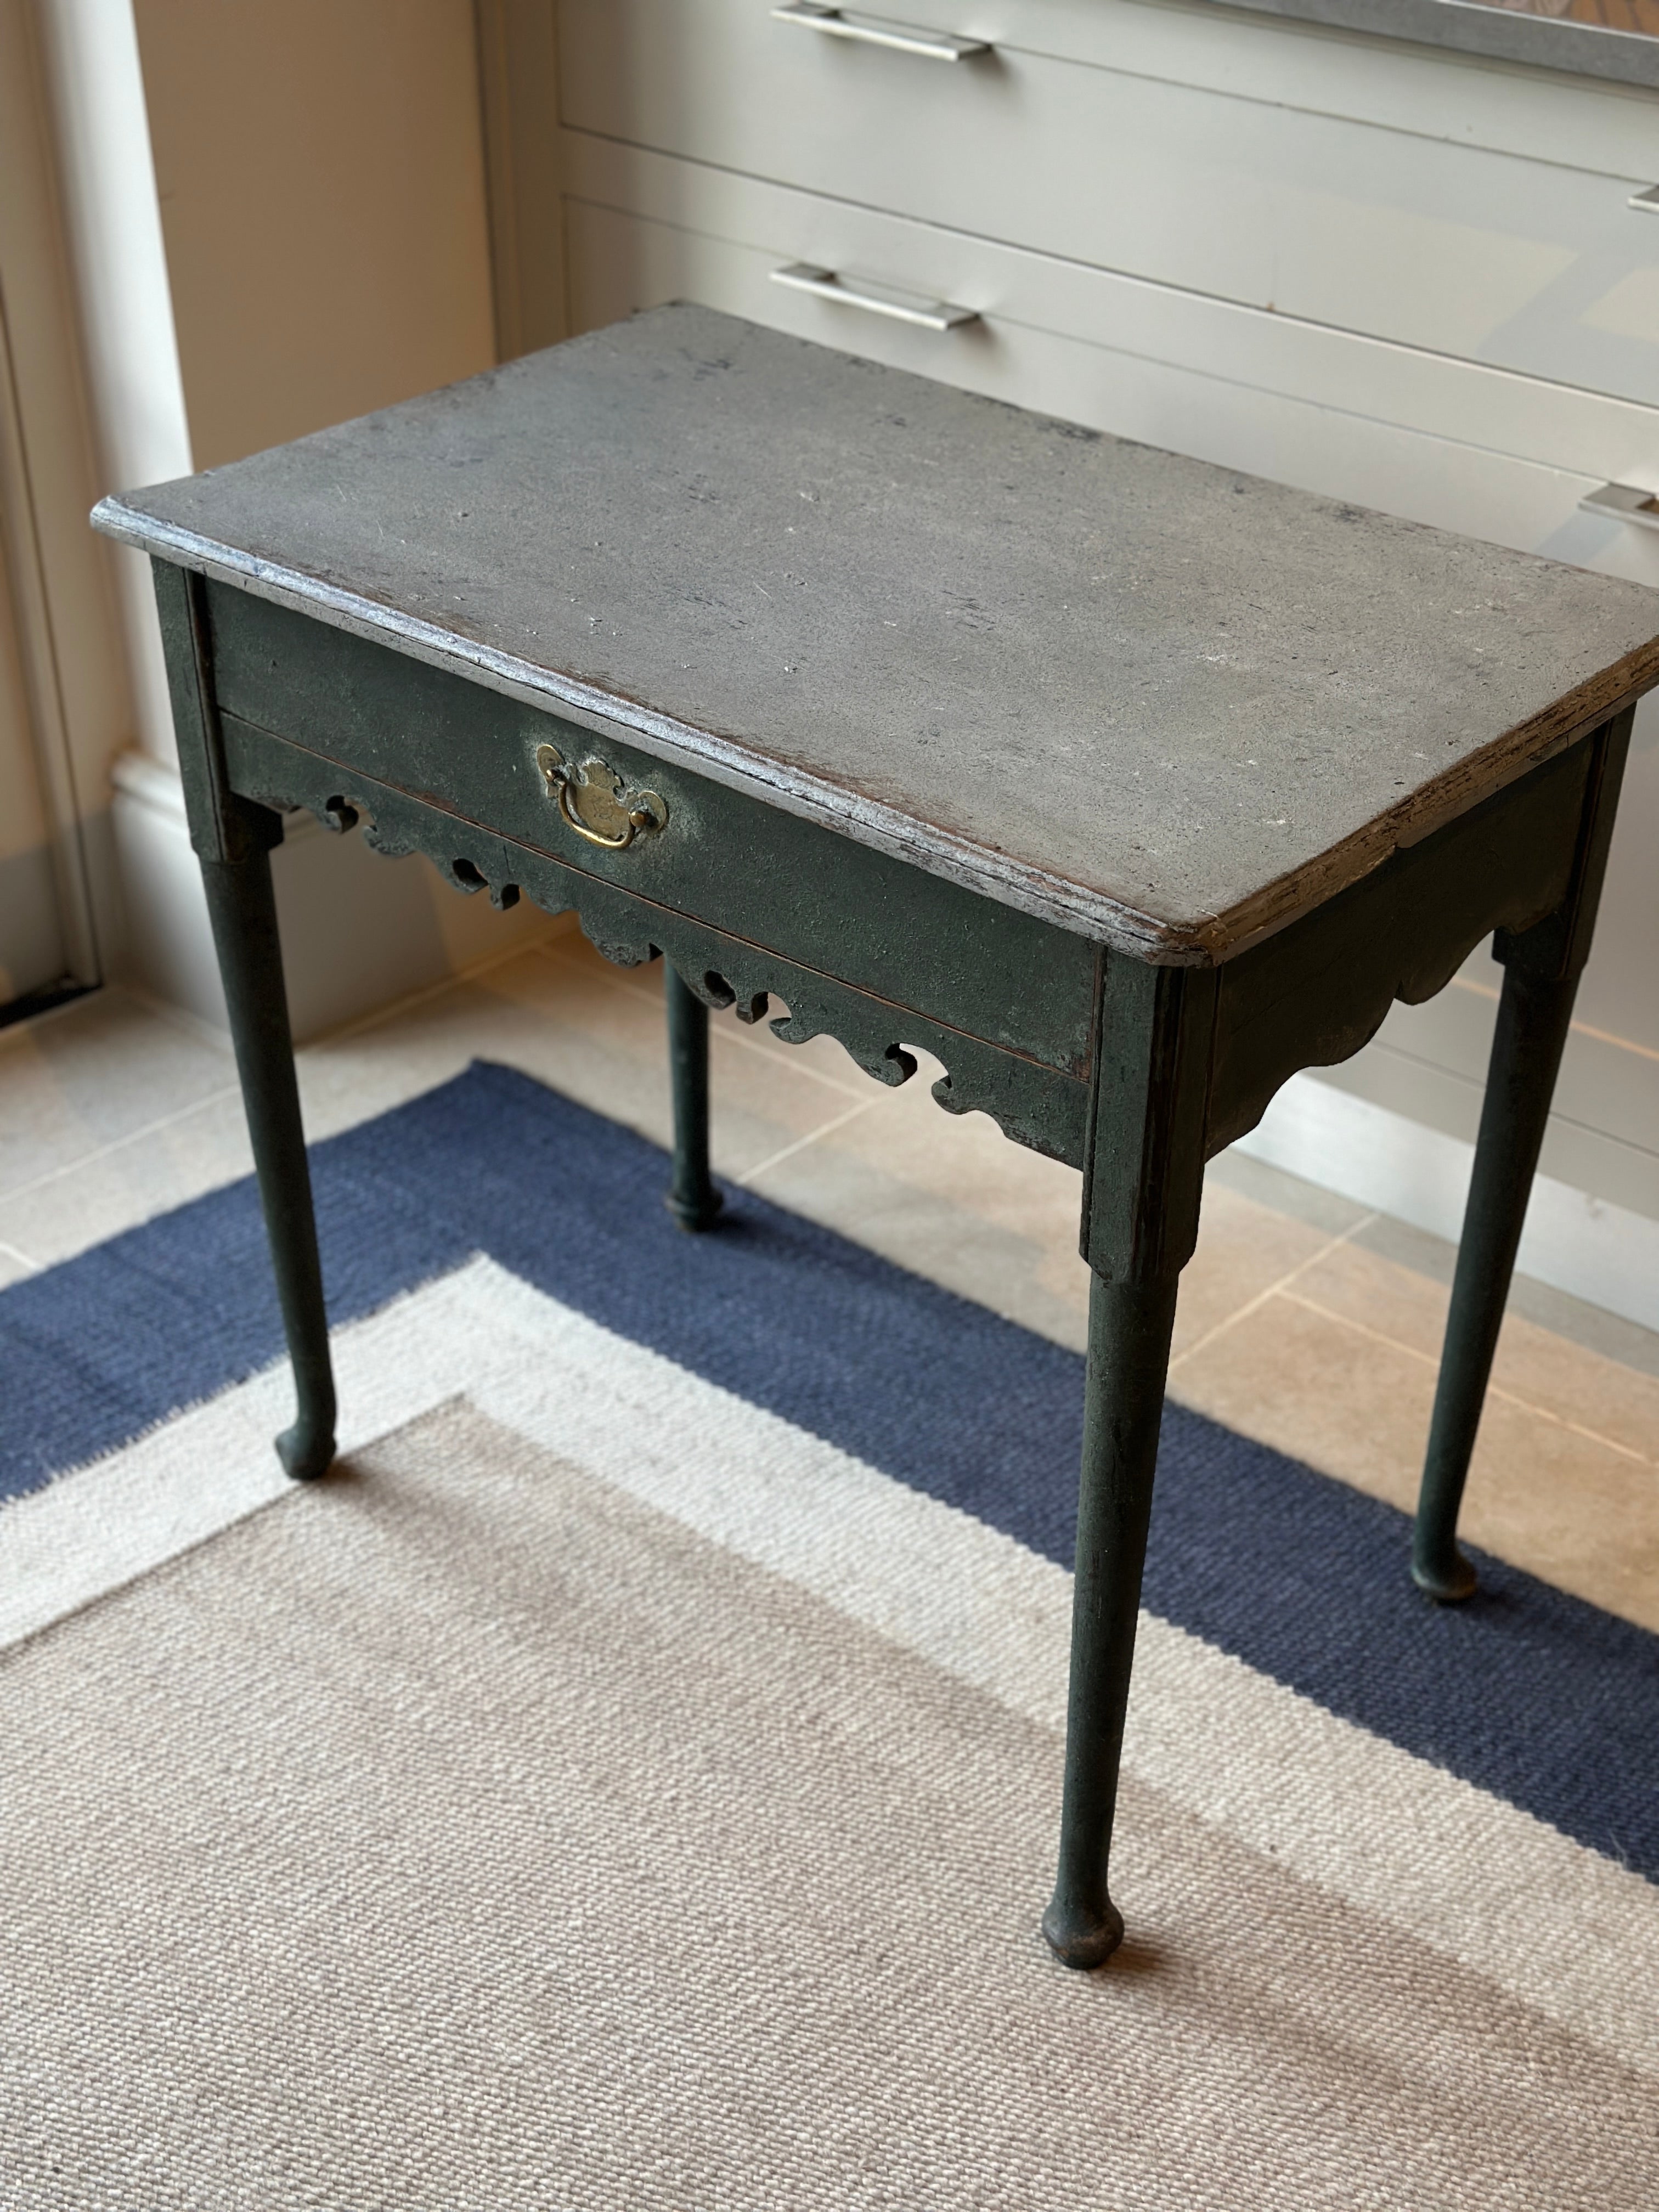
[108,751,563,1043]
[109,753,232,1029]
[1234,1073,1659,1337]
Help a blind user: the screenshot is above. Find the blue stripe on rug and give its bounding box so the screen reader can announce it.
[4,1058,1657,1877]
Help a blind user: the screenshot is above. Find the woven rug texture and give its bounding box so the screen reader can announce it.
[2,1064,1655,2208]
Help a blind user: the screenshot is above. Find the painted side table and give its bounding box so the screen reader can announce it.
[95,306,1659,1967]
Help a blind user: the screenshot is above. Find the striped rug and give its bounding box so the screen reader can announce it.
[2,1062,1655,2207]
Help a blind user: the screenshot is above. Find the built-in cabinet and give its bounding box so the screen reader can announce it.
[545,0,1659,1241]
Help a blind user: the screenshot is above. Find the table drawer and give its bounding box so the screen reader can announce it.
[205,582,1099,1088]
[557,0,1659,409]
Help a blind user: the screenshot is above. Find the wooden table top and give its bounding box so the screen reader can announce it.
[97,304,1659,962]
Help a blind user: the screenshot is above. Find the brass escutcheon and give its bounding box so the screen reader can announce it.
[534,743,668,851]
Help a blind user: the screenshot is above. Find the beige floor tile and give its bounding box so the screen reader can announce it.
[528,939,887,1175]
[0,1241,36,1290]
[1293,1242,1659,1470]
[543,938,883,1134]
[744,1051,1092,1349]
[1171,1186,1359,1366]
[1173,1293,1437,1517]
[0,947,590,1268]
[295,936,616,1141]
[746,1056,1361,1359]
[1172,1290,1659,1631]
[298,936,870,1179]
[1289,1240,1452,1363]
[0,1089,256,1272]
[0,949,585,1271]
[1487,1317,1659,1470]
[0,940,871,1269]
[0,988,234,1201]
[1459,1393,1659,1632]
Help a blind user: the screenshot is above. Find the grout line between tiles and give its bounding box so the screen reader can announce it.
[0,1238,38,1275]
[1168,1210,1383,1377]
[1274,1288,1656,1471]
[733,1096,884,1189]
[0,1082,245,1212]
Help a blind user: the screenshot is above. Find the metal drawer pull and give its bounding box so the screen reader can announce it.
[1579,483,1659,533]
[535,743,667,849]
[770,263,978,331]
[770,2,989,60]
[1631,186,1659,213]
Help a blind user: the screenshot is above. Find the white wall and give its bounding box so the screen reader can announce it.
[22,0,560,1037]
[133,0,498,469]
[35,0,190,773]
[0,0,141,999]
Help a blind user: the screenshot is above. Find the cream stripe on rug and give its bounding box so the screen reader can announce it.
[2,1395,1654,2210]
[4,1261,1657,2081]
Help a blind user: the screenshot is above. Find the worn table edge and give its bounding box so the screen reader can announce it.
[95,495,1659,969]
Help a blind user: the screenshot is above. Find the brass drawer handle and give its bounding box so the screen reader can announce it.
[535,743,668,849]
[771,2,990,61]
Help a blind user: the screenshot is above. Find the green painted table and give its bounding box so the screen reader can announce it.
[95,306,1659,1967]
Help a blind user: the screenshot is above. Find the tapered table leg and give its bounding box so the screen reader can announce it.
[664,963,722,1232]
[1044,1268,1181,1967]
[1412,956,1577,1601]
[200,846,336,1479]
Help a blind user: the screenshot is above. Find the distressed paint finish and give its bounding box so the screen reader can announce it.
[97,304,1659,963]
[205,586,1100,1082]
[150,563,334,1479]
[111,308,1659,1974]
[217,715,1094,1166]
[1204,740,1598,1156]
[1412,711,1635,1603]
[664,964,722,1233]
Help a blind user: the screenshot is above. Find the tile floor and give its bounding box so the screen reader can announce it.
[5,923,1658,1631]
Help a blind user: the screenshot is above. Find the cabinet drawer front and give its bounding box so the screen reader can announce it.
[207,582,1098,1081]
[562,168,1659,591]
[558,0,1659,408]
